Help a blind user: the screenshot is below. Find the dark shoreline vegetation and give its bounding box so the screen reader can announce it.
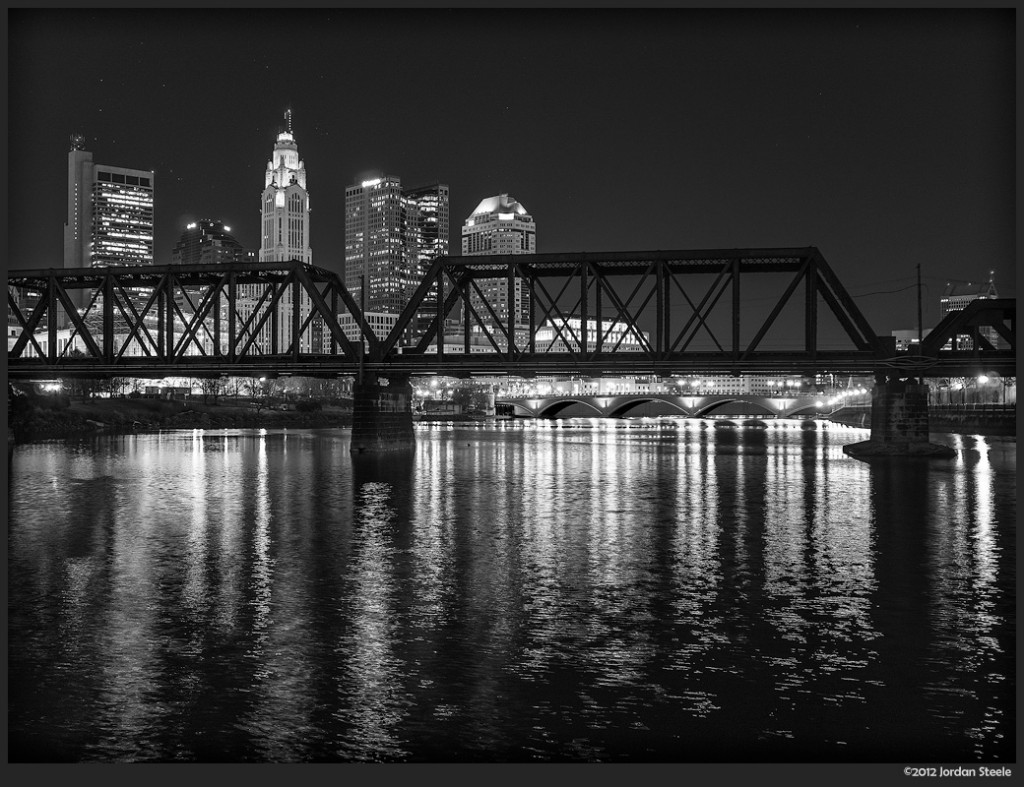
[7,392,353,443]
[9,392,1015,444]
[6,391,499,443]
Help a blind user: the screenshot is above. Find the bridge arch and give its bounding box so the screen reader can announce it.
[498,393,836,419]
[506,401,539,417]
[691,396,780,418]
[606,397,691,418]
[787,403,823,418]
[535,398,604,418]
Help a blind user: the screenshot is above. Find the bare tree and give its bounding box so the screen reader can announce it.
[246,377,271,417]
[199,376,224,405]
[109,377,133,398]
[224,376,247,399]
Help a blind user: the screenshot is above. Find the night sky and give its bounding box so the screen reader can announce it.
[8,7,1015,335]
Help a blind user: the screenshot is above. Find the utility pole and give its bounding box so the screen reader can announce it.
[916,263,923,347]
[358,274,366,384]
[917,263,923,384]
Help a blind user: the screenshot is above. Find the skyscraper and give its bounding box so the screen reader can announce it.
[171,219,256,318]
[244,111,318,353]
[403,183,450,336]
[344,177,451,342]
[404,183,451,265]
[63,135,155,310]
[260,111,311,264]
[63,134,155,271]
[461,193,535,329]
[171,219,254,267]
[344,175,413,316]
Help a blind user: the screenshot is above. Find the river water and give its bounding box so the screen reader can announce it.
[7,419,1016,763]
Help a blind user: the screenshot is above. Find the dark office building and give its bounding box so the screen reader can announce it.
[170,219,255,266]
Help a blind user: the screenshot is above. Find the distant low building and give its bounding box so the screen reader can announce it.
[534,317,649,353]
[891,328,934,353]
[338,311,399,351]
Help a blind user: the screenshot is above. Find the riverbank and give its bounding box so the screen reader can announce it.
[10,396,1016,444]
[8,396,354,443]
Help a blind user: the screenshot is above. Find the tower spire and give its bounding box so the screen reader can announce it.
[284,108,292,134]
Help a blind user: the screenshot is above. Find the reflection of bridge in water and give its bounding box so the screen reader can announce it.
[498,392,852,419]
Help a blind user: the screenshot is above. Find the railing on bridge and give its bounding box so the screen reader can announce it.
[7,249,1016,379]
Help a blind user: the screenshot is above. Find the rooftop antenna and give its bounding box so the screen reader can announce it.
[284,108,293,134]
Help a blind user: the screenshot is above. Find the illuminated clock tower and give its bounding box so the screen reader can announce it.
[245,110,319,353]
[260,110,311,263]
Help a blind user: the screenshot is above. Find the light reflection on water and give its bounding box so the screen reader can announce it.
[7,421,1016,763]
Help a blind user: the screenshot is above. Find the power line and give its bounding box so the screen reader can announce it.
[851,283,929,298]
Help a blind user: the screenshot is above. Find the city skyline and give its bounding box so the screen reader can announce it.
[9,7,1015,337]
[7,8,1017,769]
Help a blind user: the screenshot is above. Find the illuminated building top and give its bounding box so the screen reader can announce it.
[265,109,305,190]
[260,109,311,264]
[469,193,530,218]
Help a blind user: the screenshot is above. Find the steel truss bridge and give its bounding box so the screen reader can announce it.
[7,248,1016,380]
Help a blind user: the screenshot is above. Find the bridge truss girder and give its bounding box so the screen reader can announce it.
[391,247,885,371]
[915,298,1016,377]
[7,251,1016,380]
[7,261,373,376]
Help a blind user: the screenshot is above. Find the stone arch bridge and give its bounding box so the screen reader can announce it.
[498,393,833,419]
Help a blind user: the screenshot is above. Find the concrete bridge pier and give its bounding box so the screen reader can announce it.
[350,372,415,453]
[843,375,955,458]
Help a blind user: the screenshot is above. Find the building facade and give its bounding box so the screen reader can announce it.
[63,135,155,271]
[260,111,311,265]
[343,177,451,344]
[940,276,998,314]
[403,183,451,336]
[170,219,255,325]
[171,219,254,267]
[535,318,649,353]
[461,194,535,331]
[344,175,413,316]
[338,311,399,351]
[940,275,1000,350]
[890,328,934,353]
[62,134,155,311]
[241,112,319,353]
